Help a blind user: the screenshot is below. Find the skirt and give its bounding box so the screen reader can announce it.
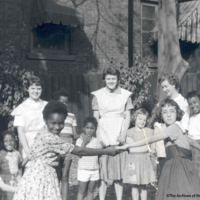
[123,152,156,185]
[0,174,14,200]
[99,150,128,182]
[191,140,200,178]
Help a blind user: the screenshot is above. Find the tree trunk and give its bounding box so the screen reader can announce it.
[155,0,190,102]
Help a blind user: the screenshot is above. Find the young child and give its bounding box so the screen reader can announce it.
[13,101,118,200]
[0,131,28,200]
[117,99,200,200]
[76,117,101,200]
[54,89,79,200]
[11,75,48,161]
[187,90,200,178]
[123,109,156,200]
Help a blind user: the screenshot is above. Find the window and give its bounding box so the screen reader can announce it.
[141,3,157,63]
[28,23,75,60]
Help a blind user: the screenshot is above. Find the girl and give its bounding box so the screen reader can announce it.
[0,131,28,200]
[117,99,200,200]
[13,100,118,200]
[54,89,79,200]
[123,109,156,200]
[11,75,48,160]
[76,117,101,200]
[92,67,132,200]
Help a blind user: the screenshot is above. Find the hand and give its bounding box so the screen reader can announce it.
[117,134,126,145]
[45,152,60,167]
[100,141,106,148]
[104,146,118,156]
[116,144,129,150]
[82,133,91,145]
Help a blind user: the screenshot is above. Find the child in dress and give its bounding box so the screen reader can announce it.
[117,99,200,200]
[13,100,118,200]
[76,117,101,200]
[11,75,48,160]
[187,90,200,178]
[0,130,28,200]
[54,89,79,200]
[123,109,156,200]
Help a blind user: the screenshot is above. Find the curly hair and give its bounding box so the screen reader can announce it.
[27,75,43,89]
[186,90,200,100]
[158,73,181,93]
[157,98,184,123]
[83,117,98,129]
[102,67,120,81]
[53,88,69,100]
[132,108,149,124]
[43,100,68,120]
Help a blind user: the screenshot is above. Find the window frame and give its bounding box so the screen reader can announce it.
[141,2,158,66]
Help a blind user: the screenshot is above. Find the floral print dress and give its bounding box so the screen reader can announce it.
[13,127,74,200]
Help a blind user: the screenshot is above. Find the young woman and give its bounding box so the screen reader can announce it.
[92,67,132,200]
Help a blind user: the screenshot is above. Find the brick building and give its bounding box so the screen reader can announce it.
[0,0,200,132]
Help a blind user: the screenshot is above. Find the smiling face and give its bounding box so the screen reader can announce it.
[58,96,69,109]
[27,83,42,101]
[45,113,66,135]
[4,134,15,152]
[161,80,176,98]
[105,74,118,91]
[135,114,147,129]
[188,96,200,115]
[83,122,96,137]
[161,104,177,126]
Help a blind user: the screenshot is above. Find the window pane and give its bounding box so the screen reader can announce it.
[142,5,155,19]
[142,19,155,31]
[32,23,69,51]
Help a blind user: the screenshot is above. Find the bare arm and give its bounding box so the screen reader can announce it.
[118,110,131,143]
[71,146,117,156]
[117,130,168,150]
[17,126,30,156]
[18,157,29,169]
[187,137,200,151]
[0,178,17,192]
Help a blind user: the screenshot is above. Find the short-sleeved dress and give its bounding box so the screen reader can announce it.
[92,87,132,182]
[0,150,22,200]
[11,98,48,159]
[123,128,156,185]
[156,123,200,200]
[13,127,74,200]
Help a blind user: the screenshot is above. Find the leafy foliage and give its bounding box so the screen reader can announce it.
[111,52,152,112]
[0,42,34,130]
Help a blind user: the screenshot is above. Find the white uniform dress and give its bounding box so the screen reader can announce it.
[11,98,47,159]
[92,87,132,182]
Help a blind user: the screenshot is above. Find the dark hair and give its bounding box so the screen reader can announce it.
[158,73,181,93]
[2,130,16,140]
[27,75,43,89]
[43,100,68,120]
[83,117,98,129]
[102,67,120,81]
[186,90,200,100]
[132,108,149,123]
[53,88,69,100]
[157,98,184,123]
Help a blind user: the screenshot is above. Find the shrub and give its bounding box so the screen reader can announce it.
[0,42,34,130]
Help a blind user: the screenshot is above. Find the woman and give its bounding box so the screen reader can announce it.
[148,73,190,179]
[92,67,133,200]
[11,75,48,161]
